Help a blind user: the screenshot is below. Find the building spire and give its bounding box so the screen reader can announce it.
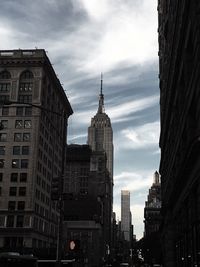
[101,72,103,95]
[98,73,105,114]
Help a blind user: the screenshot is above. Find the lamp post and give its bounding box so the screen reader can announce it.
[0,100,68,267]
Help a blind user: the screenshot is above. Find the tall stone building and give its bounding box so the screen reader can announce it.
[87,76,114,251]
[0,49,73,255]
[158,1,200,266]
[88,76,113,181]
[121,190,131,242]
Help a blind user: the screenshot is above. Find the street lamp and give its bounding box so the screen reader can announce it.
[0,100,69,267]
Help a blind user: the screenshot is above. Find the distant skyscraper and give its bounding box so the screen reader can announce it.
[88,75,113,180]
[121,190,130,241]
[144,171,161,237]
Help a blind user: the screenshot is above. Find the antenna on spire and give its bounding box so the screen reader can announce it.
[98,73,105,114]
[100,73,103,95]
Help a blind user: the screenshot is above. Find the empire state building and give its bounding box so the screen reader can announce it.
[88,76,113,180]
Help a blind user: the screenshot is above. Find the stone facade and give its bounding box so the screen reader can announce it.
[0,49,73,255]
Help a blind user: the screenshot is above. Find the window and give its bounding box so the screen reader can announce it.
[14,133,22,142]
[9,187,17,196]
[0,133,7,142]
[0,173,3,182]
[16,215,24,227]
[0,83,10,92]
[20,173,27,182]
[0,159,5,168]
[19,187,26,196]
[24,120,31,128]
[16,107,23,116]
[2,107,9,115]
[0,95,9,102]
[19,82,33,92]
[22,146,29,155]
[13,146,20,155]
[6,215,14,227]
[18,95,32,103]
[18,201,25,210]
[21,159,28,168]
[8,201,16,210]
[0,146,5,155]
[25,107,32,116]
[15,120,23,128]
[12,159,20,168]
[23,133,30,141]
[1,120,8,129]
[0,70,11,79]
[20,70,33,79]
[10,173,18,182]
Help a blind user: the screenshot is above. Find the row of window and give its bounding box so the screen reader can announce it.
[8,200,25,210]
[1,120,32,129]
[6,215,24,227]
[0,173,27,182]
[0,70,33,80]
[0,146,29,155]
[0,132,31,142]
[0,186,26,196]
[0,107,32,116]
[0,159,29,168]
[0,95,32,104]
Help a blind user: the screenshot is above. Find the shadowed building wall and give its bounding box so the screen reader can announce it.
[158,1,200,266]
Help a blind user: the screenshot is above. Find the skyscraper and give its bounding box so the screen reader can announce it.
[0,49,73,255]
[121,190,130,242]
[88,75,113,180]
[144,171,161,236]
[87,75,114,254]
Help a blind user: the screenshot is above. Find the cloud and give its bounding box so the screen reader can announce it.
[108,95,159,123]
[74,0,158,73]
[0,0,159,240]
[114,171,152,194]
[115,121,160,151]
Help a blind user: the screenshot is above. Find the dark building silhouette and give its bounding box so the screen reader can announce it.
[0,49,73,256]
[143,171,162,265]
[144,171,161,236]
[63,144,112,266]
[158,1,200,266]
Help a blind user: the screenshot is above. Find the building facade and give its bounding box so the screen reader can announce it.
[63,144,112,266]
[87,77,114,252]
[121,190,131,242]
[0,49,73,255]
[144,171,161,237]
[88,76,113,181]
[158,1,200,266]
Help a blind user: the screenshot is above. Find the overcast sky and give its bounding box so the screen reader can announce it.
[0,0,160,239]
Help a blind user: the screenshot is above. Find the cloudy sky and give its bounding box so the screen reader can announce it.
[0,0,160,239]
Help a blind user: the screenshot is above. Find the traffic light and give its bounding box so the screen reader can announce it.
[69,240,80,252]
[51,176,61,200]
